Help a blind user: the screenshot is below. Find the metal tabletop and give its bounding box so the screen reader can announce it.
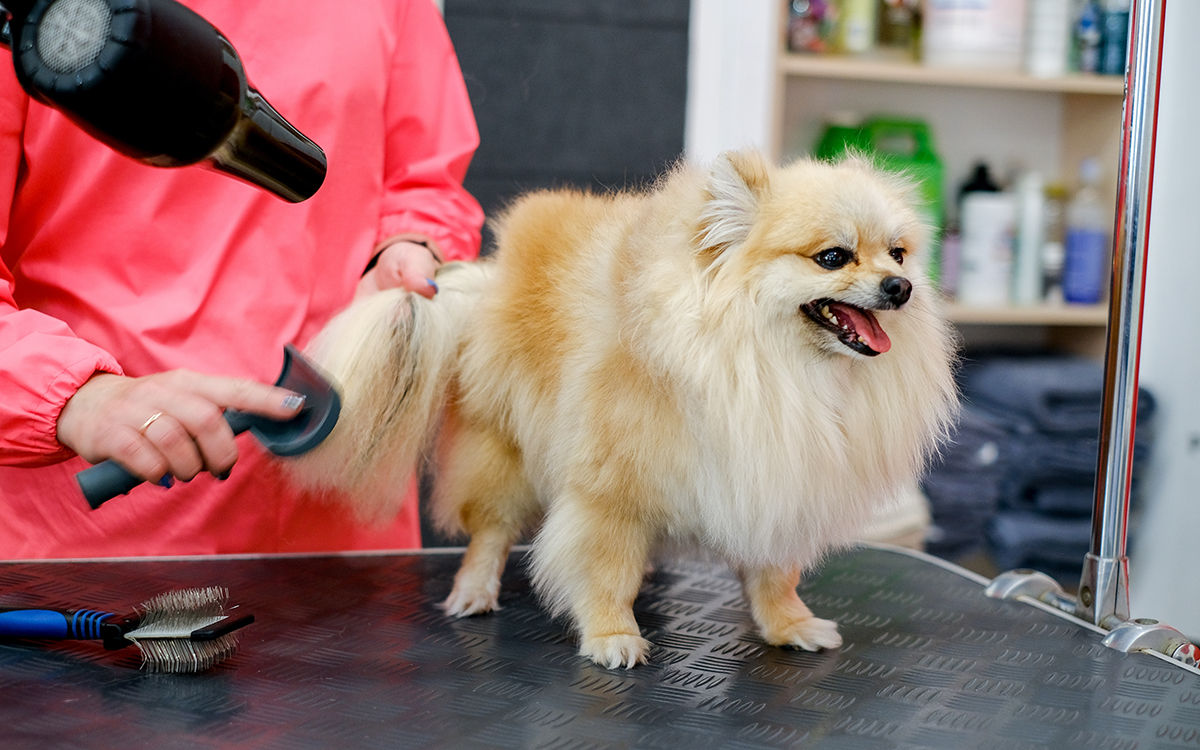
[1,545,1198,749]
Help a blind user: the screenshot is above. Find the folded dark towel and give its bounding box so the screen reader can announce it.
[994,428,1152,515]
[925,509,997,559]
[1005,482,1095,516]
[988,511,1093,583]
[925,406,1009,476]
[921,406,1009,558]
[960,355,1157,436]
[922,355,1158,573]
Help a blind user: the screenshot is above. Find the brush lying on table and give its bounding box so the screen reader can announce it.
[0,586,253,673]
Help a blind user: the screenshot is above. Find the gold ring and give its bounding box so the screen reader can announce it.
[138,412,163,435]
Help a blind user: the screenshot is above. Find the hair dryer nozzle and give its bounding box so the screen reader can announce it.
[210,87,327,203]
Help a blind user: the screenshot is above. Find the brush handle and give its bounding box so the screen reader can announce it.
[0,608,115,640]
[76,410,256,509]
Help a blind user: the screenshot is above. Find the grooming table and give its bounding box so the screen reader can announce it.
[1,545,1198,749]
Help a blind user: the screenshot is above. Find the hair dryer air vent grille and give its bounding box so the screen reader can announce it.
[36,0,111,74]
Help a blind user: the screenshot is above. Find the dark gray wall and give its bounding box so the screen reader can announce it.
[443,0,690,252]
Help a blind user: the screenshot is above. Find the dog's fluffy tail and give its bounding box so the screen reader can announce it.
[286,262,488,522]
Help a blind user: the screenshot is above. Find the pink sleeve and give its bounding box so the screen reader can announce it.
[0,71,122,467]
[376,0,484,263]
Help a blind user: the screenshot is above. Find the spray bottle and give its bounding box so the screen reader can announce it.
[1062,158,1109,304]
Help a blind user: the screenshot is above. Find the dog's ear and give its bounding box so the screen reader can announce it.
[695,150,770,267]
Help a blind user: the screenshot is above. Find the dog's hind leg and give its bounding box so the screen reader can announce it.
[435,411,537,617]
[532,495,654,669]
[740,565,843,652]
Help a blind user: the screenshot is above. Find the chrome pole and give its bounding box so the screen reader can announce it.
[1075,0,1167,628]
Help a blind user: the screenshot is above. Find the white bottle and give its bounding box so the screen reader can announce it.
[1062,159,1109,304]
[958,191,1016,307]
[1011,171,1046,305]
[1024,0,1073,78]
[923,0,1029,70]
[840,0,878,54]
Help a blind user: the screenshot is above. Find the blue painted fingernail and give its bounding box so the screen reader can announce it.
[425,278,439,293]
[281,394,306,410]
[157,474,174,489]
[215,469,231,481]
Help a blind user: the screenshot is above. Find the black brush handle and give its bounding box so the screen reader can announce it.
[76,461,145,509]
[77,410,255,509]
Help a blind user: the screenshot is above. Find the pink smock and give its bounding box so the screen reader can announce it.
[0,0,483,558]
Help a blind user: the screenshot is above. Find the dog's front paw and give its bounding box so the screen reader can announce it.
[441,582,500,617]
[764,616,842,652]
[579,633,650,669]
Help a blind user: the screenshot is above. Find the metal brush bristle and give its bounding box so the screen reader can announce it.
[138,586,229,628]
[134,633,240,674]
[125,586,243,674]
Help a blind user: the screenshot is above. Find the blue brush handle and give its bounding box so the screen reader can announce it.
[0,609,115,639]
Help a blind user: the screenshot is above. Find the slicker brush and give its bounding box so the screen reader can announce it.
[0,586,254,673]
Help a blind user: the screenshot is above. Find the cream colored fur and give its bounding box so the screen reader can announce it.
[290,152,959,669]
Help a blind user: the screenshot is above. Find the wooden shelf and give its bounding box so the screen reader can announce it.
[946,303,1110,326]
[779,53,1126,96]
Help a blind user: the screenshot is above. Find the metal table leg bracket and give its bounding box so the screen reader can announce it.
[984,568,1077,616]
[1103,619,1200,667]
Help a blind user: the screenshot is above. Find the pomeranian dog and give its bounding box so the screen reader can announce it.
[292,151,958,669]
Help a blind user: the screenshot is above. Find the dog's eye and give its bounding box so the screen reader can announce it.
[814,248,852,270]
[889,247,906,265]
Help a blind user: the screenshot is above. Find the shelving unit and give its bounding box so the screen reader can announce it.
[777,53,1126,95]
[771,3,1125,354]
[944,302,1109,325]
[946,302,1110,356]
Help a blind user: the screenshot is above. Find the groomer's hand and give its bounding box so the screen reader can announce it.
[56,371,305,484]
[356,237,442,300]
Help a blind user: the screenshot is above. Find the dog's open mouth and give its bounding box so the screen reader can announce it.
[801,300,892,356]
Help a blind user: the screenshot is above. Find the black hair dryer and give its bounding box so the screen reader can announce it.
[0,0,326,202]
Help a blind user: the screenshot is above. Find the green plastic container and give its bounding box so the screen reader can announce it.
[814,117,945,284]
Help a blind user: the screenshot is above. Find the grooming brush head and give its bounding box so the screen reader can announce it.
[122,586,253,674]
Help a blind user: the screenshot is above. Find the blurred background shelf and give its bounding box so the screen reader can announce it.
[945,302,1110,326]
[779,53,1126,95]
[945,303,1110,355]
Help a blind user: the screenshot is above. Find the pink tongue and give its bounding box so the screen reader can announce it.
[828,303,891,353]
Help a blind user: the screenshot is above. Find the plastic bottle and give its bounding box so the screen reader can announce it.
[958,162,1000,202]
[876,0,920,60]
[1075,0,1103,73]
[922,0,1027,71]
[840,0,878,54]
[1025,0,1073,78]
[1011,171,1046,306]
[1062,159,1109,304]
[788,0,839,54]
[1041,183,1068,302]
[941,162,998,299]
[959,192,1015,307]
[1042,239,1066,303]
[956,163,1012,307]
[1100,0,1131,76]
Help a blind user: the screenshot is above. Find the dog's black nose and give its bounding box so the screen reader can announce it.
[881,276,912,307]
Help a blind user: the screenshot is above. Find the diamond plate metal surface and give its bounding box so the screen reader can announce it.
[1,546,1199,749]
